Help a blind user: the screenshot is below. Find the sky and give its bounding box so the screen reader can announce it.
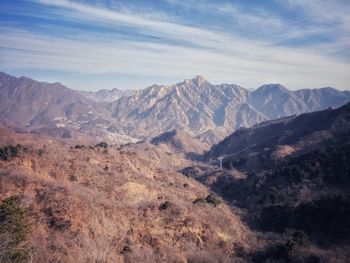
[0,0,350,91]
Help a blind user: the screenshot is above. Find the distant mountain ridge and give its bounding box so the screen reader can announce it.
[80,88,136,102]
[204,102,350,169]
[109,75,350,141]
[1,72,350,144]
[0,72,137,143]
[249,84,350,119]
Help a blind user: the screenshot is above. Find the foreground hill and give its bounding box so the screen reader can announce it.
[183,145,350,262]
[1,72,350,145]
[0,127,257,262]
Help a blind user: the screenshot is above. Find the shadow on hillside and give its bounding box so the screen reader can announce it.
[184,151,204,161]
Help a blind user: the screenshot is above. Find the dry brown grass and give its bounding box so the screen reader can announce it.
[271,145,296,159]
[0,127,256,262]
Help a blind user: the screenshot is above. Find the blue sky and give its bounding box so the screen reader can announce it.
[0,0,349,91]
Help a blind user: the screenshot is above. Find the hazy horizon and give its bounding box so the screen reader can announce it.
[3,71,348,93]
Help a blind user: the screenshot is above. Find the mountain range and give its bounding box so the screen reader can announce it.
[1,72,349,144]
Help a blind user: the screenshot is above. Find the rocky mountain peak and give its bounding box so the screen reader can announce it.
[194,74,207,82]
[183,75,209,87]
[254,83,288,94]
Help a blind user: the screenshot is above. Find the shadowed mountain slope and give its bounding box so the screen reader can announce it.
[150,129,210,156]
[205,102,350,169]
[182,102,350,262]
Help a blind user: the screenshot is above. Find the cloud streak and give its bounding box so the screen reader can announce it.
[0,0,349,90]
[1,26,349,90]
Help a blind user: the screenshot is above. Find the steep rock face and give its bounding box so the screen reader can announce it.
[110,77,350,143]
[110,76,266,139]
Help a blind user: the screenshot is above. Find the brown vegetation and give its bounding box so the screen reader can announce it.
[0,127,256,262]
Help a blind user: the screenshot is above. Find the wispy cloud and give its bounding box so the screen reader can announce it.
[275,1,350,40]
[1,25,349,89]
[164,0,335,43]
[27,0,350,59]
[0,0,349,90]
[281,0,350,29]
[165,0,285,30]
[274,0,350,59]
